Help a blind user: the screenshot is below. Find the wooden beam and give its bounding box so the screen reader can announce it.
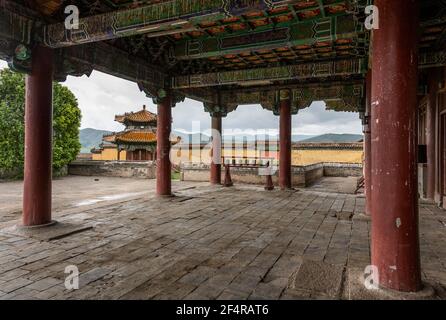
[172,58,366,89]
[30,0,63,16]
[55,42,167,97]
[218,81,365,113]
[0,2,34,46]
[174,14,362,60]
[184,80,365,116]
[419,51,446,69]
[42,0,304,48]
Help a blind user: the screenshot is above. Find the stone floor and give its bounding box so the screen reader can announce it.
[0,176,445,300]
[307,176,359,194]
[0,176,192,217]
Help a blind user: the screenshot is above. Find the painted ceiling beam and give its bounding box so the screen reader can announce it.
[0,1,170,89]
[0,2,34,46]
[219,80,364,102]
[172,58,366,89]
[196,81,365,116]
[55,42,167,97]
[0,1,39,68]
[174,14,364,60]
[42,0,304,48]
[419,51,446,69]
[177,87,217,104]
[220,80,364,113]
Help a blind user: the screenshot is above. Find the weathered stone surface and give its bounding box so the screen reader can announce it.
[289,260,345,298]
[69,160,156,179]
[0,177,444,300]
[26,277,61,291]
[1,223,93,241]
[336,212,354,221]
[181,163,311,187]
[342,268,436,300]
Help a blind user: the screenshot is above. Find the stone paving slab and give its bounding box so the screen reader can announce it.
[0,223,94,241]
[0,178,445,300]
[289,260,344,298]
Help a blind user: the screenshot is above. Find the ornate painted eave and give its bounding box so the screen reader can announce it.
[229,81,363,110]
[53,42,168,96]
[42,0,316,48]
[172,58,365,89]
[0,1,36,63]
[29,0,63,17]
[1,0,445,117]
[197,80,365,116]
[173,14,366,61]
[0,4,34,45]
[419,51,446,69]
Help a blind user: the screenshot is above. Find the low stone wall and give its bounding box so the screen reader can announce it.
[0,165,68,180]
[67,160,362,184]
[323,163,363,177]
[303,164,325,186]
[68,160,156,179]
[181,163,326,187]
[0,168,21,180]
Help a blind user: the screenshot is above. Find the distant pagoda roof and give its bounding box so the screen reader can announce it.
[115,131,157,144]
[102,133,117,143]
[115,105,157,124]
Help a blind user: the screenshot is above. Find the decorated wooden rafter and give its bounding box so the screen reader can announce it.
[0,0,445,117]
[44,0,336,48]
[172,58,365,89]
[174,14,365,60]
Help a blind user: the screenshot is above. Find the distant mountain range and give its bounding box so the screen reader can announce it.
[79,128,363,153]
[79,128,112,153]
[299,133,363,143]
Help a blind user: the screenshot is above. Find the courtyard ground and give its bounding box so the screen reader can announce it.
[0,176,445,299]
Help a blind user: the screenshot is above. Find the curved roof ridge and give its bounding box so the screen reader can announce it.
[115,105,157,124]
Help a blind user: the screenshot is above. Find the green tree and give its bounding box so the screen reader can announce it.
[0,69,81,177]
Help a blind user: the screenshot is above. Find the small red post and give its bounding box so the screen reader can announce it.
[279,90,292,190]
[243,136,248,159]
[156,93,172,196]
[223,165,233,187]
[23,45,54,227]
[232,136,236,160]
[371,0,422,292]
[265,165,274,191]
[210,114,222,184]
[265,135,270,158]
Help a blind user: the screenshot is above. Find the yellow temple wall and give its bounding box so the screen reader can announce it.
[92,146,363,165]
[292,149,363,166]
[92,149,126,161]
[171,147,363,166]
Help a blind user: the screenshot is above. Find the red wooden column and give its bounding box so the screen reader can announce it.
[23,45,54,227]
[364,71,372,215]
[426,71,438,200]
[279,89,292,190]
[210,114,222,184]
[371,0,422,292]
[156,93,173,196]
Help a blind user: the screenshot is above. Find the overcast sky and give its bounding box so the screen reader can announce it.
[0,60,362,136]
